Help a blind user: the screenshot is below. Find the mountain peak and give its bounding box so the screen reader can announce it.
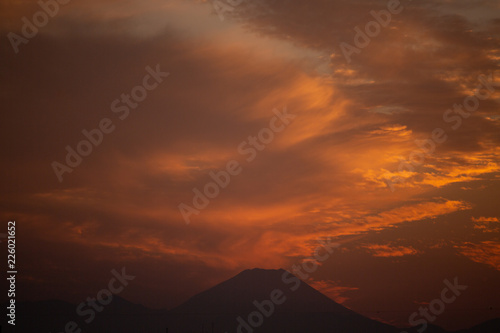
[166,268,401,332]
[170,267,352,316]
[236,267,288,277]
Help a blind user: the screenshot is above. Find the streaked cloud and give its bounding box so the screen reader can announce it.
[456,241,500,270]
[308,280,359,305]
[362,244,419,257]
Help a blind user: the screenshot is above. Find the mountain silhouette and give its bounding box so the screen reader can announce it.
[454,318,500,333]
[0,296,165,333]
[165,268,500,333]
[171,268,352,315]
[1,269,498,333]
[166,268,399,332]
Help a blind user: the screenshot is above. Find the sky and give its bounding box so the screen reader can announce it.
[1,0,500,330]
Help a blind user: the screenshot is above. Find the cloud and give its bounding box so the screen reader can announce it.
[471,216,500,232]
[472,216,500,222]
[456,241,500,270]
[362,244,419,257]
[308,279,359,305]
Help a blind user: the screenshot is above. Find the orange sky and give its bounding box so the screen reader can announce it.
[1,0,499,330]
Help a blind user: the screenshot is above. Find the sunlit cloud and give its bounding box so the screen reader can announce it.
[308,280,359,305]
[471,216,500,233]
[362,244,419,257]
[456,241,500,271]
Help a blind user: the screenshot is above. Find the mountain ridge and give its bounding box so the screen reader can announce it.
[1,268,498,332]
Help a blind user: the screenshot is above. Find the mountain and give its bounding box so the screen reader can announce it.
[166,268,400,333]
[1,269,498,333]
[454,318,500,333]
[171,268,352,315]
[165,268,500,333]
[0,296,167,333]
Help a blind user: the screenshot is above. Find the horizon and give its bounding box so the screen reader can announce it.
[3,267,496,332]
[1,0,500,332]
